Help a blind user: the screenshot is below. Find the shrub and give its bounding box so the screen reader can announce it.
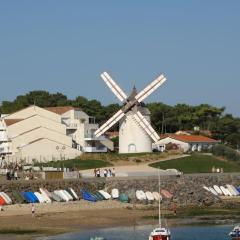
[212,144,240,162]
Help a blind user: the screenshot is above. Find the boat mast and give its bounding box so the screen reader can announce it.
[158,168,161,228]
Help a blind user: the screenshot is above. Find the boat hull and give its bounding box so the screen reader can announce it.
[152,236,171,240]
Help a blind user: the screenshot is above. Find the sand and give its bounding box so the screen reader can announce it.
[0,200,158,240]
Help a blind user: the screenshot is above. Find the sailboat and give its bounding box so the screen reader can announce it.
[148,169,172,240]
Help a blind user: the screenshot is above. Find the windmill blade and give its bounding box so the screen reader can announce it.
[132,111,160,143]
[135,74,166,103]
[94,109,125,137]
[101,72,127,102]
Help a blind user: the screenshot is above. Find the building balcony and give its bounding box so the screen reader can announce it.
[84,134,106,141]
[66,123,78,129]
[0,137,8,142]
[84,146,108,153]
[0,146,10,154]
[0,133,8,142]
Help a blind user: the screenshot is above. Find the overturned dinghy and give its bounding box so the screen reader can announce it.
[63,190,73,201]
[0,192,12,204]
[145,191,155,201]
[161,189,173,199]
[39,188,52,203]
[82,190,97,202]
[208,187,218,196]
[22,192,39,203]
[119,193,129,203]
[34,192,45,203]
[98,190,111,200]
[50,192,62,202]
[54,190,69,202]
[111,189,119,199]
[136,190,146,201]
[12,190,26,204]
[152,192,161,201]
[213,185,223,195]
[67,188,79,200]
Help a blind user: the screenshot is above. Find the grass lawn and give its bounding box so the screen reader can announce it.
[149,154,240,173]
[35,159,112,170]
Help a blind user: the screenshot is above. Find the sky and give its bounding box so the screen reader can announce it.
[0,1,239,116]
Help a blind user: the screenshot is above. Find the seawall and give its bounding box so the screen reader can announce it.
[1,173,240,207]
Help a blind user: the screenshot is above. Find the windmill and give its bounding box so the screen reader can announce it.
[94,72,167,153]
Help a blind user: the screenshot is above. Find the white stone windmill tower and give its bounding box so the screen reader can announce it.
[94,72,167,153]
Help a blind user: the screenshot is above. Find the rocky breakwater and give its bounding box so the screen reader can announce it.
[104,174,240,208]
[1,173,240,208]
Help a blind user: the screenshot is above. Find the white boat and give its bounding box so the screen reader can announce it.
[231,185,240,196]
[149,170,171,240]
[229,225,240,239]
[111,188,119,199]
[34,192,45,203]
[98,190,111,200]
[0,192,12,204]
[136,190,146,200]
[54,190,69,202]
[63,190,73,201]
[203,186,211,192]
[51,191,62,202]
[145,191,155,201]
[220,186,231,196]
[226,184,239,196]
[69,188,79,200]
[213,185,223,195]
[208,187,218,196]
[39,188,52,203]
[152,192,161,201]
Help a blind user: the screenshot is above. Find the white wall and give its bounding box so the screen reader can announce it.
[7,115,66,138]
[17,138,81,163]
[119,111,152,153]
[11,126,72,153]
[155,137,190,152]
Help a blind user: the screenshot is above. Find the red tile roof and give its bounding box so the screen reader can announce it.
[160,134,219,143]
[105,131,119,138]
[45,106,76,115]
[4,119,24,126]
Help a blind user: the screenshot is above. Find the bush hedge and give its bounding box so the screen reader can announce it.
[212,144,240,162]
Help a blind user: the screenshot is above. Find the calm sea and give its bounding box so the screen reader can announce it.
[39,224,234,240]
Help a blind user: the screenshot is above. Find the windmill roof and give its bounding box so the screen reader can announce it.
[127,86,138,101]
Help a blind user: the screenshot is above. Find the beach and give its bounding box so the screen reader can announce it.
[1,195,240,240]
[0,200,158,240]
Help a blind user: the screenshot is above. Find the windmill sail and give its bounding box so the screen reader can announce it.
[132,111,160,143]
[101,72,127,102]
[94,109,125,137]
[135,74,166,103]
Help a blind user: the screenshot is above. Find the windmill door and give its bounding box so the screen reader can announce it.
[128,144,136,153]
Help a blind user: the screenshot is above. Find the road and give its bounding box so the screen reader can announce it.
[80,154,188,178]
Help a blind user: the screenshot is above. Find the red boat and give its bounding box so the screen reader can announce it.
[149,227,171,240]
[149,170,172,240]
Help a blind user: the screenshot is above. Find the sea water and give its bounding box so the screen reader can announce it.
[39,224,233,240]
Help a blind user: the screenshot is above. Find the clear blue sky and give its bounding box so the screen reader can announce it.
[0,1,239,116]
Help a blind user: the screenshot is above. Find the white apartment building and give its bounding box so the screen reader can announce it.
[0,106,113,164]
[0,118,11,161]
[45,106,113,153]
